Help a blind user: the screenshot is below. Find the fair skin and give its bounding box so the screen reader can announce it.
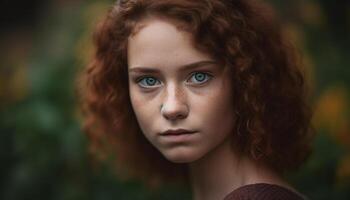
[127,18,294,200]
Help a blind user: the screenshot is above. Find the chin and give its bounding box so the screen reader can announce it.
[161,147,204,163]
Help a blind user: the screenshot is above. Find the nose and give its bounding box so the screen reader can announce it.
[161,84,189,121]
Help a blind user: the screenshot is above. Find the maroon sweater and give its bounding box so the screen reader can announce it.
[223,183,307,200]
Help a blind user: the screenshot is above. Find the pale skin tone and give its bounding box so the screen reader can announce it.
[127,17,296,200]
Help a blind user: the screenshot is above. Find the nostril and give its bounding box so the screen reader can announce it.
[164,112,186,121]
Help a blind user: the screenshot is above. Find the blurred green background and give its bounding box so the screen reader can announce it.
[0,0,349,199]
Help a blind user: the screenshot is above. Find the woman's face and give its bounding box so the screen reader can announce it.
[128,18,236,163]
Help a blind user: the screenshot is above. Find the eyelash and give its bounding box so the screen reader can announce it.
[134,72,213,89]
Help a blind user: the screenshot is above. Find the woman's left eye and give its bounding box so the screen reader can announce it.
[187,72,212,84]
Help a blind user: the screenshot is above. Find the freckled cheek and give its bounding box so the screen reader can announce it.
[129,90,157,133]
[195,95,223,124]
[192,86,234,133]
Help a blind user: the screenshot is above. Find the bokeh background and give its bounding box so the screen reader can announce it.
[1,0,349,199]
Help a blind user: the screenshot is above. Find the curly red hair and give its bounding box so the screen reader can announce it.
[79,0,314,189]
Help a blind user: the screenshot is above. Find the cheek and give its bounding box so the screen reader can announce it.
[130,85,148,113]
[129,89,153,130]
[192,82,235,136]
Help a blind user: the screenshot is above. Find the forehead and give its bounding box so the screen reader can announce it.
[130,16,190,37]
[127,18,213,70]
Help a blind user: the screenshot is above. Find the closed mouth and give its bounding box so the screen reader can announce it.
[161,129,196,136]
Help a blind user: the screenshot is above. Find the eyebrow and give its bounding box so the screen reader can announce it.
[128,60,218,73]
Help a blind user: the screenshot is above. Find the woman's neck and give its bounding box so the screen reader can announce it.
[188,137,288,200]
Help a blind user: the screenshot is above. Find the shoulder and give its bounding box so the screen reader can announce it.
[223,183,307,200]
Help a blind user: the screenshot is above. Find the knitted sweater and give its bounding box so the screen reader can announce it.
[223,183,307,200]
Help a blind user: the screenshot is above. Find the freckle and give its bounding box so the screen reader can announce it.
[176,87,186,100]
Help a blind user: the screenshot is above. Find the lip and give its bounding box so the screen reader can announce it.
[160,130,198,143]
[161,129,196,136]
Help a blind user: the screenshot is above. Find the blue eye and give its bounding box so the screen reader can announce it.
[188,72,212,84]
[136,72,212,88]
[137,77,160,87]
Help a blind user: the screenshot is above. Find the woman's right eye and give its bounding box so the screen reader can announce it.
[137,77,161,88]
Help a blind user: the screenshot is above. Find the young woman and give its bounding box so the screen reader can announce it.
[80,0,314,199]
